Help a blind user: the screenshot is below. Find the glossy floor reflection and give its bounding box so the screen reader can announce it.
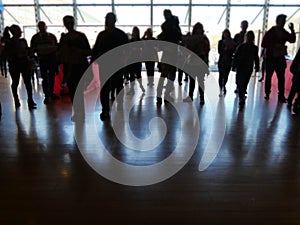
[0,72,300,225]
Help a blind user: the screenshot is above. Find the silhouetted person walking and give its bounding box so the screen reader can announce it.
[5,25,37,109]
[218,29,235,96]
[58,15,91,121]
[156,9,182,104]
[31,21,59,105]
[232,31,259,107]
[92,12,128,121]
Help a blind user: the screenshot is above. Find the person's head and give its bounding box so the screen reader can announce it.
[63,15,75,31]
[145,28,153,38]
[276,14,287,28]
[222,29,231,39]
[131,26,140,39]
[9,24,22,38]
[105,12,116,29]
[3,26,10,39]
[37,21,47,33]
[163,9,172,20]
[246,30,255,43]
[192,22,204,35]
[241,20,248,32]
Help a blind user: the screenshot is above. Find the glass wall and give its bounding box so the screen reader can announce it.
[1,1,299,57]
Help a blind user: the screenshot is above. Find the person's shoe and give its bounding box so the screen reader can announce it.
[28,101,37,110]
[234,89,238,94]
[100,111,110,121]
[184,77,188,82]
[183,96,193,102]
[43,97,50,105]
[15,101,21,108]
[156,97,162,105]
[200,97,205,105]
[292,104,299,114]
[71,114,85,123]
[278,96,287,103]
[219,88,223,97]
[258,77,264,82]
[264,94,269,100]
[140,85,145,93]
[223,87,227,95]
[239,99,245,106]
[179,82,182,86]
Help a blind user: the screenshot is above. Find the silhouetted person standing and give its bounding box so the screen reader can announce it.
[5,25,37,109]
[287,47,300,113]
[156,9,182,104]
[182,22,210,105]
[127,26,145,94]
[92,12,128,121]
[31,21,59,105]
[233,20,248,93]
[0,27,9,78]
[142,28,158,86]
[261,14,296,102]
[58,15,91,121]
[232,31,259,107]
[218,29,235,96]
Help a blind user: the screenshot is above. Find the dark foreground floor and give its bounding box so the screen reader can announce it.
[0,72,300,225]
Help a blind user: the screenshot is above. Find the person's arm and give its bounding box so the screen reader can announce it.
[285,23,296,43]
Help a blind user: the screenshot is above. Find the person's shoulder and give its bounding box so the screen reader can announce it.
[47,32,57,38]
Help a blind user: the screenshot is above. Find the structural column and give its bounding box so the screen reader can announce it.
[225,0,231,29]
[33,0,41,27]
[262,0,270,36]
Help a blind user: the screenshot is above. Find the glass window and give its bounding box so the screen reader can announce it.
[76,0,111,3]
[231,0,265,4]
[269,0,300,4]
[115,6,150,26]
[153,6,189,26]
[76,6,111,25]
[268,6,300,28]
[3,6,35,27]
[39,0,73,4]
[153,0,188,4]
[40,6,73,25]
[192,0,227,4]
[2,0,34,3]
[114,0,150,3]
[229,6,263,36]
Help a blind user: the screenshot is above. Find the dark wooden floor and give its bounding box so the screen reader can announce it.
[1,71,300,225]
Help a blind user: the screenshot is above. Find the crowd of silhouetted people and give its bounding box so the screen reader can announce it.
[0,10,299,122]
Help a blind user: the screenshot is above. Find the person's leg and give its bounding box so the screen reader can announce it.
[178,68,183,85]
[20,63,36,109]
[39,62,50,104]
[223,65,231,94]
[275,57,287,102]
[145,61,155,85]
[9,63,21,107]
[49,62,60,99]
[165,65,176,101]
[264,57,275,100]
[135,63,145,92]
[218,67,224,95]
